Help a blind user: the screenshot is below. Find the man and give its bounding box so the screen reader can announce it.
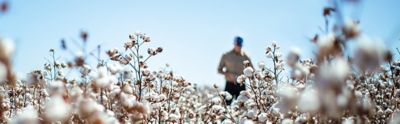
[218,36,253,105]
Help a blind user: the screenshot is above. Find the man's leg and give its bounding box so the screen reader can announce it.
[238,83,246,93]
[232,83,245,100]
[224,81,235,105]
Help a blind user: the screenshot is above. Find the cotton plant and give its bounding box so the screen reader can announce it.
[1,0,400,123]
[0,32,202,123]
[208,1,400,124]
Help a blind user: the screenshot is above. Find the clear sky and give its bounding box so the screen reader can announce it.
[0,0,399,87]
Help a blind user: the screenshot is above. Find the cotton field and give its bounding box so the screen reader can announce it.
[1,0,400,124]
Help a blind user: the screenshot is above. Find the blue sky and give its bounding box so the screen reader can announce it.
[0,0,399,87]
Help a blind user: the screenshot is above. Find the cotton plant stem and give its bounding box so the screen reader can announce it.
[257,80,267,111]
[388,60,398,109]
[396,48,400,55]
[167,80,173,118]
[52,50,57,81]
[100,88,104,107]
[132,37,144,101]
[271,47,279,86]
[215,88,236,123]
[249,82,261,111]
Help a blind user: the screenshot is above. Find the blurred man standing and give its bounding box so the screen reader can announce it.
[218,36,253,105]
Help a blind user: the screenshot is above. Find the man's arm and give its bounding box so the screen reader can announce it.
[217,54,225,74]
[218,54,236,82]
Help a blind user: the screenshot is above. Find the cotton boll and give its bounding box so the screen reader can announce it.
[317,57,350,90]
[158,94,167,101]
[385,108,393,115]
[315,33,345,63]
[354,91,362,99]
[246,108,258,120]
[295,114,308,124]
[142,68,151,76]
[346,80,355,90]
[101,95,108,102]
[108,76,118,89]
[237,91,251,102]
[92,67,117,89]
[122,84,133,94]
[219,91,232,101]
[105,110,115,117]
[69,85,83,97]
[225,93,232,100]
[342,117,355,124]
[44,96,71,122]
[258,61,265,69]
[319,58,349,81]
[291,68,303,80]
[109,86,121,98]
[173,93,180,99]
[211,97,221,104]
[243,67,254,77]
[222,119,234,124]
[242,119,255,124]
[236,75,246,84]
[291,64,310,80]
[145,92,157,101]
[106,48,120,59]
[47,80,65,96]
[107,62,123,74]
[211,105,225,115]
[244,100,256,109]
[281,118,294,124]
[11,105,38,124]
[295,84,306,92]
[258,112,268,122]
[297,89,320,112]
[122,69,134,81]
[79,98,104,118]
[342,20,360,39]
[120,92,137,108]
[276,84,298,100]
[169,113,180,122]
[354,36,387,72]
[337,93,348,108]
[137,101,151,116]
[317,33,335,49]
[197,105,207,113]
[26,70,47,87]
[95,66,107,77]
[25,93,33,101]
[152,103,162,109]
[80,64,91,76]
[287,47,301,67]
[0,37,15,59]
[379,82,387,89]
[88,111,120,124]
[272,41,277,47]
[41,89,49,97]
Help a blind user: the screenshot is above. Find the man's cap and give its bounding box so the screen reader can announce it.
[234,36,243,47]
